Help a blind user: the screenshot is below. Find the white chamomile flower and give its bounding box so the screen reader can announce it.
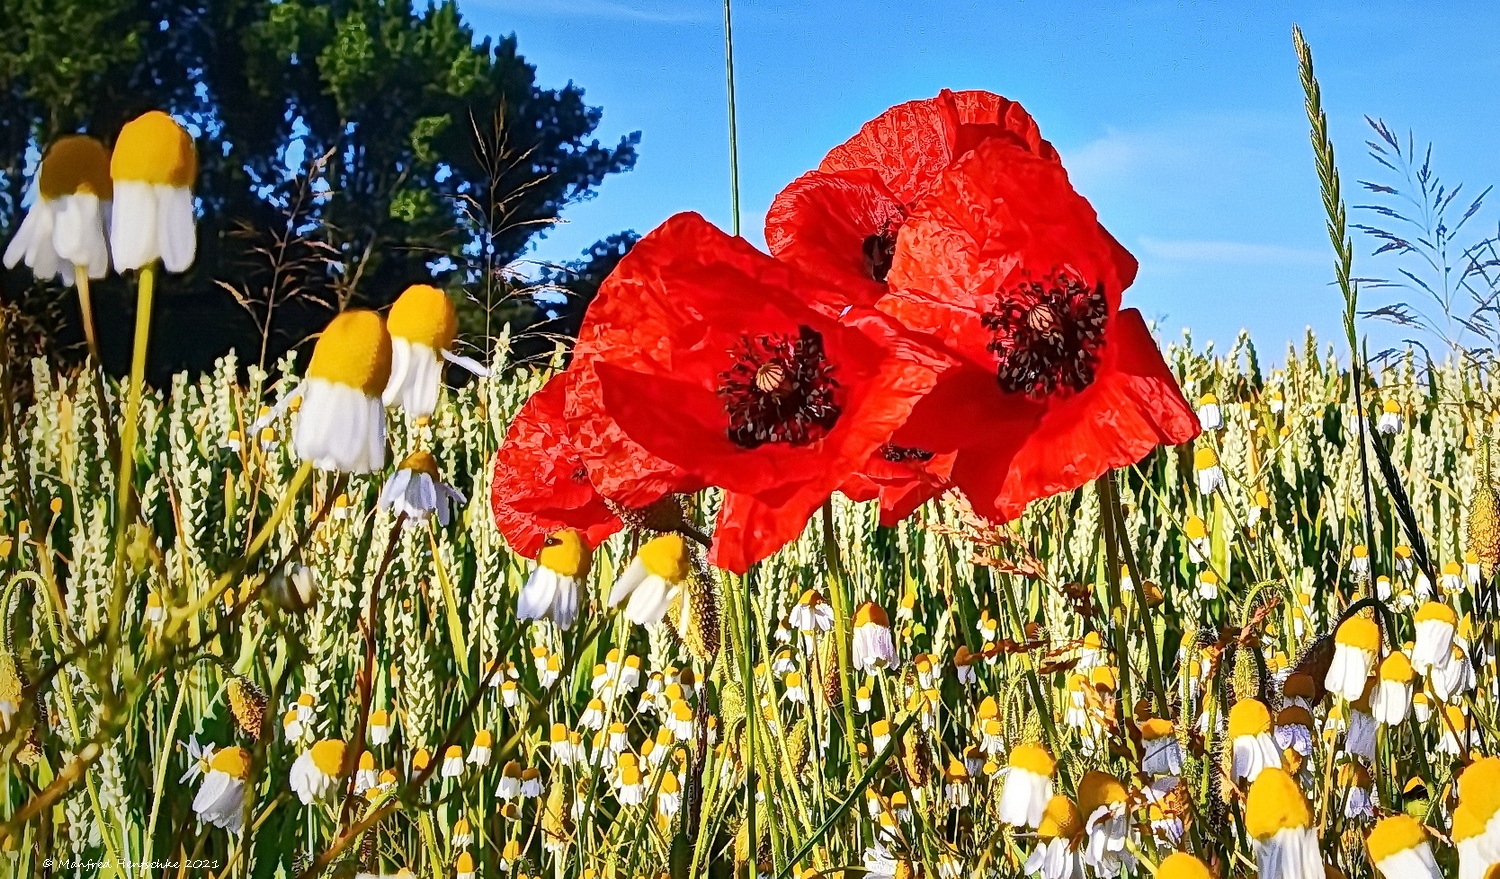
[290,739,346,805]
[378,449,466,526]
[293,310,392,474]
[192,746,250,833]
[608,533,693,626]
[382,283,489,418]
[518,529,591,630]
[4,135,112,285]
[109,110,197,273]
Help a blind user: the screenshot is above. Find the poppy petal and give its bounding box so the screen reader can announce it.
[764,167,903,308]
[820,89,1059,207]
[490,373,623,557]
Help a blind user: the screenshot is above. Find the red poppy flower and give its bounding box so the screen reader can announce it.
[838,444,957,527]
[765,89,1061,309]
[881,136,1199,520]
[569,211,955,572]
[490,371,622,558]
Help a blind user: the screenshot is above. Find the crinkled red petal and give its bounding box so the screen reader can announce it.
[764,168,902,309]
[579,212,955,510]
[490,373,622,558]
[881,137,1130,372]
[820,89,1059,208]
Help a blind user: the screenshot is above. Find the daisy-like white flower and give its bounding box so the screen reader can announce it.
[1438,704,1472,756]
[1371,651,1414,726]
[381,284,488,419]
[4,135,112,285]
[665,699,694,740]
[178,734,217,784]
[441,745,465,778]
[790,589,835,634]
[579,697,607,730]
[109,110,197,273]
[1196,393,1222,431]
[658,771,682,817]
[1196,570,1221,601]
[616,755,644,805]
[1249,489,1271,526]
[1076,631,1106,670]
[608,533,693,626]
[467,730,493,768]
[350,751,382,796]
[1350,544,1371,577]
[1078,771,1134,878]
[451,817,473,849]
[1274,705,1315,763]
[953,646,978,685]
[497,760,523,799]
[1366,814,1440,879]
[145,592,165,623]
[1022,794,1082,879]
[378,450,466,527]
[871,719,892,753]
[1430,644,1477,703]
[455,852,477,879]
[293,310,392,474]
[1185,515,1209,564]
[499,680,520,708]
[290,739,346,804]
[784,671,808,704]
[517,528,592,630]
[191,746,250,833]
[1229,698,1282,783]
[520,767,542,798]
[1441,561,1466,595]
[606,721,629,752]
[944,758,972,808]
[976,609,1000,644]
[369,709,392,745]
[851,601,898,673]
[1346,691,1378,761]
[550,723,581,766]
[1325,616,1380,702]
[1140,718,1182,776]
[1246,767,1323,879]
[283,692,317,743]
[1376,399,1403,435]
[1340,762,1374,819]
[1194,446,1224,494]
[997,743,1055,828]
[1411,602,1458,674]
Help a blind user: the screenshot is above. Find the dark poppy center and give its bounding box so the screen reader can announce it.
[880,443,935,464]
[718,325,841,449]
[981,268,1108,399]
[862,232,897,283]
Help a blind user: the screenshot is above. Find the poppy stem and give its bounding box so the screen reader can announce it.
[820,501,862,776]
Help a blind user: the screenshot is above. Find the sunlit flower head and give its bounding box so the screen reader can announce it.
[997,743,1055,828]
[382,284,488,418]
[1371,650,1414,726]
[294,310,392,473]
[1194,446,1224,494]
[109,110,197,273]
[191,746,250,833]
[1326,616,1380,702]
[1229,698,1282,783]
[379,450,466,526]
[1366,814,1439,879]
[1140,717,1182,776]
[290,739,345,805]
[1377,399,1403,435]
[1077,771,1133,877]
[608,533,692,626]
[1196,393,1222,431]
[4,135,112,284]
[851,601,897,673]
[1245,767,1321,879]
[1411,602,1458,675]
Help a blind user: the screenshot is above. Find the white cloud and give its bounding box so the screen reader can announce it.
[1137,236,1329,266]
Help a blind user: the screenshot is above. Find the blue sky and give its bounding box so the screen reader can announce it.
[459,0,1499,354]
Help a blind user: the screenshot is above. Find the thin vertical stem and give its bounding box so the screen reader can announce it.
[74,270,101,365]
[821,502,862,774]
[109,262,157,654]
[723,0,742,237]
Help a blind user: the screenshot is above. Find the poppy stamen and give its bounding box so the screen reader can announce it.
[718,325,841,449]
[880,443,935,464]
[982,268,1108,399]
[862,232,897,283]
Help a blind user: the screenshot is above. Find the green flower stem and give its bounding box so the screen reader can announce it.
[109,261,157,654]
[821,502,862,776]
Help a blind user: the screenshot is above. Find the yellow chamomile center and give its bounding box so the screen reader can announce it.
[1158,852,1214,879]
[1038,795,1082,840]
[638,533,691,583]
[1008,742,1056,777]
[854,601,889,628]
[1335,616,1381,652]
[310,739,347,775]
[1416,602,1457,626]
[1229,698,1272,738]
[1077,771,1126,817]
[39,136,113,201]
[1380,651,1414,683]
[387,284,458,352]
[210,746,251,780]
[1245,767,1312,840]
[539,529,591,579]
[307,310,393,396]
[1194,447,1218,470]
[1366,814,1427,863]
[110,111,197,188]
[397,449,441,479]
[1185,516,1207,541]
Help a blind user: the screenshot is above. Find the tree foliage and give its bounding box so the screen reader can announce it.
[0,0,638,379]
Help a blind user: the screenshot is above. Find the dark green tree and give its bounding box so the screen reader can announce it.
[0,0,638,379]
